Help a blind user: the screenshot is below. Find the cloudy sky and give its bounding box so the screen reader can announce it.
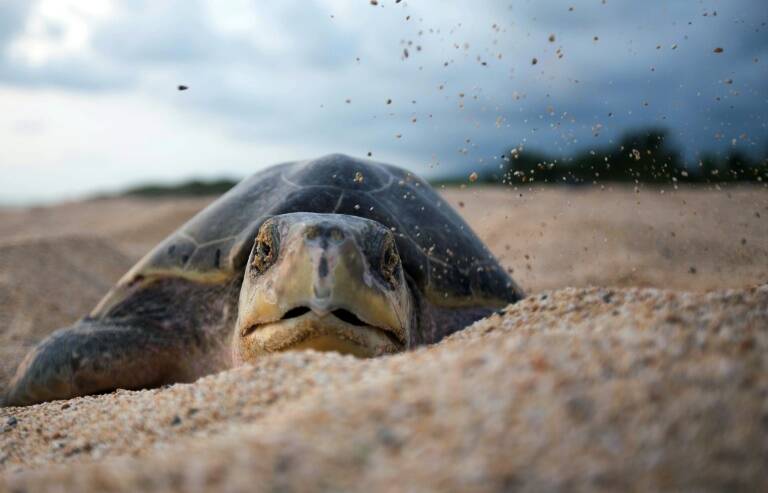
[1,0,766,204]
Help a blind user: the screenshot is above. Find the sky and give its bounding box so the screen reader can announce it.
[0,0,766,204]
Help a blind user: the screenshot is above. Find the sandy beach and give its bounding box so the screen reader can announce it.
[1,185,767,491]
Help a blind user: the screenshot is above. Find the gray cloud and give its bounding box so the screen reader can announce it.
[0,1,32,47]
[0,57,133,91]
[0,0,134,91]
[92,0,248,63]
[0,0,766,193]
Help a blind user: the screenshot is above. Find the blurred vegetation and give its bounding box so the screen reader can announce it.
[119,128,766,197]
[487,128,767,186]
[124,179,238,197]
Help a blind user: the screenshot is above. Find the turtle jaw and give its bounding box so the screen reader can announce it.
[239,309,404,358]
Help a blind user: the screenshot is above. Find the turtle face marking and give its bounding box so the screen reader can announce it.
[233,213,413,363]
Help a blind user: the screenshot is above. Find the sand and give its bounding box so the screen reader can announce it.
[0,185,767,491]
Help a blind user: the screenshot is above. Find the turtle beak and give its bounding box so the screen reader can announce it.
[233,219,411,363]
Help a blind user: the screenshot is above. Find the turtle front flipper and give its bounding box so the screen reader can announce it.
[3,275,237,407]
[3,319,205,407]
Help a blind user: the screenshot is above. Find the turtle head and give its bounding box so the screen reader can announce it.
[233,212,413,363]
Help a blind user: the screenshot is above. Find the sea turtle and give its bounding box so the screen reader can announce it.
[3,154,523,407]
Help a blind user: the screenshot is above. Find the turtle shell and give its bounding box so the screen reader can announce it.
[98,154,520,314]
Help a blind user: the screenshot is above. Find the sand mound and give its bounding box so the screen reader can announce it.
[2,285,766,491]
[0,236,132,391]
[0,197,210,261]
[1,187,766,491]
[451,186,768,292]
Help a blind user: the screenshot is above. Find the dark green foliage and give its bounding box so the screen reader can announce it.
[496,128,767,186]
[116,130,766,198]
[124,179,238,197]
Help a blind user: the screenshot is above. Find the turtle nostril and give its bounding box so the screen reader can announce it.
[318,257,329,278]
[332,309,367,326]
[281,306,311,320]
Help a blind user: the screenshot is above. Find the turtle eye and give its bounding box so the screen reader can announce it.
[252,223,279,274]
[379,236,400,287]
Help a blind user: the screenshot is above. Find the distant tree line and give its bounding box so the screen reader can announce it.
[487,128,767,186]
[124,178,238,197]
[118,128,766,198]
